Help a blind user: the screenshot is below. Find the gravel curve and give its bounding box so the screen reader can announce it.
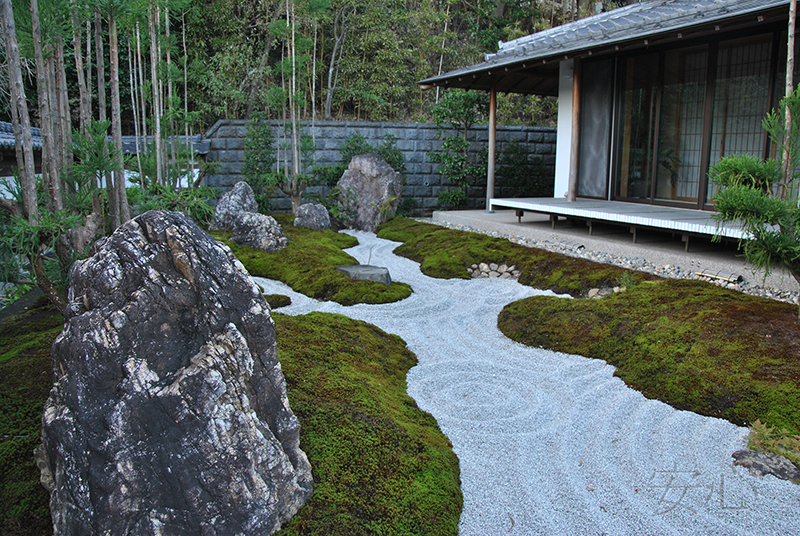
[253,230,800,536]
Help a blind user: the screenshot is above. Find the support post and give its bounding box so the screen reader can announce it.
[568,57,581,202]
[485,80,497,213]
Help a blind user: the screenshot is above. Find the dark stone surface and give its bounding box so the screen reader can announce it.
[336,265,392,285]
[230,212,289,252]
[732,449,800,481]
[336,153,403,233]
[208,180,258,231]
[294,203,331,230]
[38,210,311,535]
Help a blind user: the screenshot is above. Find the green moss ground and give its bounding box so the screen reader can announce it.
[380,217,800,447]
[498,279,800,434]
[275,312,461,536]
[377,217,656,296]
[0,297,62,536]
[216,214,412,305]
[0,304,461,535]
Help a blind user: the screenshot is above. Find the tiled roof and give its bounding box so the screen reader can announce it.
[0,121,42,150]
[0,122,209,155]
[421,0,789,91]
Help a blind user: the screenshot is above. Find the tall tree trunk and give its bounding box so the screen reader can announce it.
[136,22,148,185]
[149,4,164,186]
[109,14,131,224]
[129,38,144,183]
[182,10,193,186]
[166,7,178,188]
[97,11,119,229]
[72,0,91,135]
[1,0,38,221]
[56,36,74,173]
[86,20,92,121]
[245,4,284,118]
[780,0,797,201]
[31,0,63,213]
[324,8,349,119]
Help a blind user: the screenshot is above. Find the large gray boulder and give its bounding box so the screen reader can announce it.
[209,181,258,231]
[336,153,403,233]
[231,212,289,252]
[294,203,331,230]
[38,210,312,535]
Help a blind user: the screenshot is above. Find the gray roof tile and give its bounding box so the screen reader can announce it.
[421,0,788,87]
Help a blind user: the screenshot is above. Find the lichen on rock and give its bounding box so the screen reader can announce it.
[38,210,311,535]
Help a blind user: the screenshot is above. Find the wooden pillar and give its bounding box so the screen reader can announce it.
[485,80,497,213]
[568,57,581,202]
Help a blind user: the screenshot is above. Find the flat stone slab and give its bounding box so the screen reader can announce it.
[336,265,391,285]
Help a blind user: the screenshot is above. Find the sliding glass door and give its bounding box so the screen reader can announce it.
[613,54,659,201]
[654,46,708,203]
[609,32,776,208]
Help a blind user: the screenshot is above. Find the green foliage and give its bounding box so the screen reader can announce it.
[710,88,800,307]
[129,184,218,225]
[496,141,549,197]
[429,90,489,208]
[314,133,407,188]
[763,88,800,193]
[215,214,411,305]
[396,197,417,217]
[243,114,278,212]
[378,217,800,441]
[0,297,63,535]
[748,420,800,470]
[708,154,781,192]
[497,279,800,435]
[274,312,461,535]
[431,89,489,134]
[69,119,122,212]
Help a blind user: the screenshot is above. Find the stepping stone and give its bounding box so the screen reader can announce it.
[336,265,392,285]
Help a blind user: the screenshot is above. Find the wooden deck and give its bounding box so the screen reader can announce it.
[489,198,747,251]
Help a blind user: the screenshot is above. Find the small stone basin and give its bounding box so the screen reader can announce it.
[336,265,392,285]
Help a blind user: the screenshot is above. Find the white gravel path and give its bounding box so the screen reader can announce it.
[253,230,800,536]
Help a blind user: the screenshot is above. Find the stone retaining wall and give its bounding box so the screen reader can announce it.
[204,119,556,213]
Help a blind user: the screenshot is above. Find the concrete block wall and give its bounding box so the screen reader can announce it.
[204,119,556,213]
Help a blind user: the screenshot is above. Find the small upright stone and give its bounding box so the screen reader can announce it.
[209,181,258,231]
[294,203,331,230]
[231,212,289,252]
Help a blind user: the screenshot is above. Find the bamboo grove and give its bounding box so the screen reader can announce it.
[0,0,625,311]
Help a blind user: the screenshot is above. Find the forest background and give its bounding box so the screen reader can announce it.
[0,0,633,310]
[1,0,635,133]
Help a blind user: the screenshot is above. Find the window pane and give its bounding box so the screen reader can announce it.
[655,46,708,203]
[707,35,773,199]
[614,54,659,200]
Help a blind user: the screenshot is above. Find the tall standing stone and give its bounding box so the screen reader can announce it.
[336,153,403,233]
[37,210,312,535]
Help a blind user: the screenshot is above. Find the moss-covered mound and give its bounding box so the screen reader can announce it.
[498,279,800,435]
[378,217,655,296]
[217,214,412,305]
[274,311,462,535]
[265,294,292,309]
[1,301,461,536]
[0,297,62,535]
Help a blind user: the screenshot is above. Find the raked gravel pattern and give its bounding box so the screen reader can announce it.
[253,230,800,536]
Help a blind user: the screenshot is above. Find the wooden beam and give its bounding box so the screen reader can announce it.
[485,80,497,213]
[568,57,581,202]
